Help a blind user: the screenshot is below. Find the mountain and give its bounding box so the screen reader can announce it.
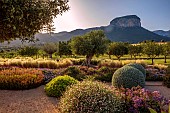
[153,30,170,37]
[0,15,169,46]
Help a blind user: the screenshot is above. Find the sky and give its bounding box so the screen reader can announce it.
[53,0,170,33]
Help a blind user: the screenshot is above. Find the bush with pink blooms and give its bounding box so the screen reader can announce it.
[119,86,170,113]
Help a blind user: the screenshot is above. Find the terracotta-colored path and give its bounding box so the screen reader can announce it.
[0,86,59,113]
[0,82,170,113]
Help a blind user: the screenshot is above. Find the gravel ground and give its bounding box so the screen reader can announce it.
[145,81,170,100]
[0,85,59,113]
[0,82,170,113]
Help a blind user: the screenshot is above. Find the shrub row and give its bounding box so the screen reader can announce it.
[1,58,73,69]
[0,68,44,89]
[163,65,170,88]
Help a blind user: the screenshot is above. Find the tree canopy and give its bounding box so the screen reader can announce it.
[58,41,72,57]
[108,42,128,60]
[142,41,162,65]
[0,0,69,42]
[70,30,109,66]
[42,42,58,59]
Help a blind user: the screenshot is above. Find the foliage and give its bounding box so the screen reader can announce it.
[95,66,117,82]
[163,65,170,88]
[98,59,123,68]
[153,64,168,70]
[0,51,17,58]
[128,45,142,59]
[125,63,146,77]
[42,42,59,58]
[42,70,57,84]
[142,41,162,65]
[120,86,170,113]
[108,42,128,61]
[59,81,126,113]
[0,58,73,69]
[62,66,85,81]
[44,75,78,97]
[146,72,164,81]
[70,30,109,66]
[58,41,72,57]
[18,46,39,57]
[160,42,170,63]
[149,104,170,113]
[112,66,145,88]
[70,58,100,66]
[0,68,44,90]
[0,0,69,42]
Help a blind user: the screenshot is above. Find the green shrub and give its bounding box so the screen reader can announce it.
[95,66,118,82]
[125,63,146,78]
[112,66,145,88]
[44,75,78,97]
[59,81,126,113]
[95,73,113,82]
[62,66,85,81]
[0,68,44,90]
[163,65,170,88]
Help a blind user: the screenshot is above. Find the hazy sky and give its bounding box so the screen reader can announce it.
[53,0,170,33]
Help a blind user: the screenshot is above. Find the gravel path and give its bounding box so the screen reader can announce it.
[145,81,170,100]
[0,86,59,113]
[0,82,170,113]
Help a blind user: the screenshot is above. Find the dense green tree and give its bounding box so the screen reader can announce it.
[128,44,142,59]
[70,30,109,66]
[0,0,69,42]
[58,41,72,57]
[142,41,162,65]
[161,42,170,63]
[42,42,58,59]
[108,42,128,61]
[18,46,39,57]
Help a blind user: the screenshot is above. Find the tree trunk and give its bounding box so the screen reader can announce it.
[86,55,93,67]
[164,56,167,63]
[118,57,120,61]
[109,54,111,59]
[49,54,52,59]
[151,58,154,65]
[134,56,136,60]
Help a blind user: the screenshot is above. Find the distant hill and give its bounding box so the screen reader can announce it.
[0,15,169,47]
[153,30,170,37]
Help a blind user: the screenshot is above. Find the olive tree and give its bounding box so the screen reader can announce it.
[142,41,162,65]
[128,44,142,59]
[108,42,128,61]
[70,30,109,66]
[161,42,170,63]
[0,0,69,42]
[58,41,72,57]
[42,42,58,59]
[18,46,39,57]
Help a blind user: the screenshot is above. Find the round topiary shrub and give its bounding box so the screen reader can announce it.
[125,63,146,77]
[44,75,78,97]
[59,81,126,113]
[112,66,145,88]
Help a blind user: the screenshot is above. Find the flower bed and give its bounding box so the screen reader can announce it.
[0,68,44,90]
[119,86,170,113]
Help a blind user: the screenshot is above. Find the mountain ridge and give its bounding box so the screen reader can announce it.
[0,15,169,46]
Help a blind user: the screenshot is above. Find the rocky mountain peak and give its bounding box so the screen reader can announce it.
[110,15,141,27]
